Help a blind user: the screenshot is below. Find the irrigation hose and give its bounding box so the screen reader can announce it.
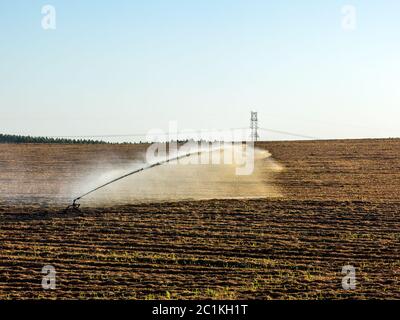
[66,150,204,211]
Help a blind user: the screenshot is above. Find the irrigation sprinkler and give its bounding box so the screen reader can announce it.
[63,150,204,213]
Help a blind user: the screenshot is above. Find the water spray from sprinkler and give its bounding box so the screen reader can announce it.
[64,150,204,213]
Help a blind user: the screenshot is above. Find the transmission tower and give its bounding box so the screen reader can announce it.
[250,111,259,142]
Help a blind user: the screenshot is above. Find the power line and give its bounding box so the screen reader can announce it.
[258,127,318,140]
[49,128,246,139]
[44,127,318,140]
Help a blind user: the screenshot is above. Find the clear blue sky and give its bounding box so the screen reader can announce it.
[1,0,399,141]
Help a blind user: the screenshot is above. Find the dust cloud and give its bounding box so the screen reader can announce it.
[70,146,284,206]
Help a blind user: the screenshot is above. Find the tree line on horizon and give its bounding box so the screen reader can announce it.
[0,133,246,145]
[0,133,108,144]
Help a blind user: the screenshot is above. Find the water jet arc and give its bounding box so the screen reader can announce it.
[65,150,204,212]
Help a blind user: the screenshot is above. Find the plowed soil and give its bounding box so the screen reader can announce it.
[0,139,399,299]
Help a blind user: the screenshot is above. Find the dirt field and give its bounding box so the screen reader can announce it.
[0,139,399,299]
